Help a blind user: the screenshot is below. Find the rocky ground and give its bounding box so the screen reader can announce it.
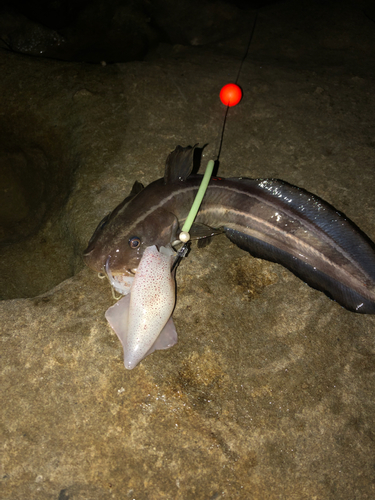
[1,0,375,498]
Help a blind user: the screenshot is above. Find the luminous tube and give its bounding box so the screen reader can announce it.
[181,160,215,234]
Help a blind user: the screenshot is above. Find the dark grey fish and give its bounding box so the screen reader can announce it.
[84,146,375,314]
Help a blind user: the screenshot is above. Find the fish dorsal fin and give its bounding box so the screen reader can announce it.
[113,181,144,211]
[130,180,144,196]
[110,180,144,214]
[164,145,197,184]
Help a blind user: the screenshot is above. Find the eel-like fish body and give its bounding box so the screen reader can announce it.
[84,146,375,314]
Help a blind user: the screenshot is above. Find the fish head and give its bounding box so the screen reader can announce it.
[84,145,198,277]
[84,201,179,277]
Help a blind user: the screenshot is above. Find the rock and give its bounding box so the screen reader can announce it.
[1,1,375,497]
[0,0,252,63]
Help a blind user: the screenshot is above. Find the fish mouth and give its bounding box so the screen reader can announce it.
[104,256,137,277]
[104,256,135,296]
[109,268,137,277]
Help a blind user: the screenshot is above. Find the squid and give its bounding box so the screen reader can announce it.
[105,245,177,369]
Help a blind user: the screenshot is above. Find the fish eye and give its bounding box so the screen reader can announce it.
[129,236,141,249]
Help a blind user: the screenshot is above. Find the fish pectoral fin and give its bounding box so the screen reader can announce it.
[145,317,178,356]
[189,222,223,241]
[164,145,197,184]
[197,237,213,249]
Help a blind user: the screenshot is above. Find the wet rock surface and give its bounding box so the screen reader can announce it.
[1,0,375,498]
[0,0,251,63]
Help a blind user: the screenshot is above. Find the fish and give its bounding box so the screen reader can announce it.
[84,145,375,314]
[105,245,177,369]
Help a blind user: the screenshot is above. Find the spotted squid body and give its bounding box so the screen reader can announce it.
[105,245,177,369]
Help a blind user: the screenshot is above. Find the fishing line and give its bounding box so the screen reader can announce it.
[217,10,258,162]
[215,106,229,162]
[235,10,258,86]
[172,11,259,270]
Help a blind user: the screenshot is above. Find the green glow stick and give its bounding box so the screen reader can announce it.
[180,160,215,238]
